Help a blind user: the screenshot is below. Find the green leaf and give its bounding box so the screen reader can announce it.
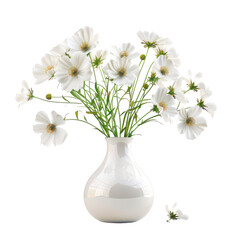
[62,95,70,103]
[75,111,79,119]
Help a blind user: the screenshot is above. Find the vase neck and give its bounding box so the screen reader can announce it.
[105,138,133,163]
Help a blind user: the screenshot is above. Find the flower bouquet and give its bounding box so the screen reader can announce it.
[16,27,215,222]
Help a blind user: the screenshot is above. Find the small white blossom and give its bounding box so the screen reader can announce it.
[50,39,70,58]
[183,70,204,92]
[33,54,59,84]
[33,111,67,146]
[166,203,189,222]
[103,57,139,85]
[152,87,177,122]
[137,31,171,48]
[155,47,181,67]
[111,43,138,60]
[197,82,216,117]
[16,81,33,107]
[153,55,179,83]
[172,79,188,104]
[68,26,99,54]
[91,50,108,68]
[55,52,92,92]
[178,106,207,139]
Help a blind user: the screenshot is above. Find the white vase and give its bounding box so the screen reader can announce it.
[84,137,154,223]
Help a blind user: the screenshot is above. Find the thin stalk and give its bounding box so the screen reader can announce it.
[32,96,80,104]
[130,47,150,101]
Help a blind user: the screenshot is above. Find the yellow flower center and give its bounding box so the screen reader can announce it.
[185,117,195,126]
[117,67,127,77]
[46,123,56,134]
[79,41,90,52]
[68,66,79,77]
[158,101,167,111]
[45,65,54,74]
[160,66,169,76]
[120,51,129,58]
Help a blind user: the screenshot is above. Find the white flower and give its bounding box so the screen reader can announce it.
[197,82,216,117]
[183,70,203,92]
[153,55,179,83]
[172,79,188,104]
[50,39,70,58]
[91,50,108,68]
[16,81,33,107]
[166,203,188,222]
[33,111,67,146]
[152,87,177,122]
[67,26,99,53]
[166,48,181,67]
[111,43,138,59]
[137,31,171,48]
[155,47,181,67]
[33,54,59,84]
[103,57,139,85]
[55,52,92,92]
[184,70,203,84]
[178,106,207,139]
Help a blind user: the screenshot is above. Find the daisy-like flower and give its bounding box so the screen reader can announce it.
[137,31,171,48]
[103,57,139,85]
[183,70,203,92]
[67,26,99,54]
[16,81,33,107]
[55,52,92,92]
[178,106,207,139]
[155,47,180,67]
[168,79,188,104]
[33,111,67,146]
[152,87,177,122]
[91,50,108,68]
[33,54,59,84]
[50,39,70,58]
[153,55,179,84]
[197,83,216,117]
[166,203,188,223]
[111,43,138,60]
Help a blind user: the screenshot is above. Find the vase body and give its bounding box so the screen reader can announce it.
[84,138,154,223]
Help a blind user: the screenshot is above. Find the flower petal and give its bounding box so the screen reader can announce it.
[33,124,47,133]
[53,128,67,146]
[40,132,54,146]
[35,111,50,124]
[51,111,65,126]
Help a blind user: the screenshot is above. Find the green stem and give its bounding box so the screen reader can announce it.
[32,96,80,104]
[176,102,181,110]
[130,48,149,101]
[134,61,154,104]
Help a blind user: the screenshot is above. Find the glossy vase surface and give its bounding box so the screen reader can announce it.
[84,137,154,223]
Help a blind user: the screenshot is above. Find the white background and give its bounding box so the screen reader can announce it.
[0,0,239,239]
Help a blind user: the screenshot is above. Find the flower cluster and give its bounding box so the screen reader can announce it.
[16,27,216,146]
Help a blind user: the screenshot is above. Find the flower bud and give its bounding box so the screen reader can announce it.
[151,72,156,78]
[143,83,149,90]
[46,94,52,100]
[140,54,146,60]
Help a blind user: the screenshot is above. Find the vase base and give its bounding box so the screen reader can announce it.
[85,196,153,223]
[98,220,136,224]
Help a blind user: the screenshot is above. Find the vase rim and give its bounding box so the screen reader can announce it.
[105,137,133,143]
